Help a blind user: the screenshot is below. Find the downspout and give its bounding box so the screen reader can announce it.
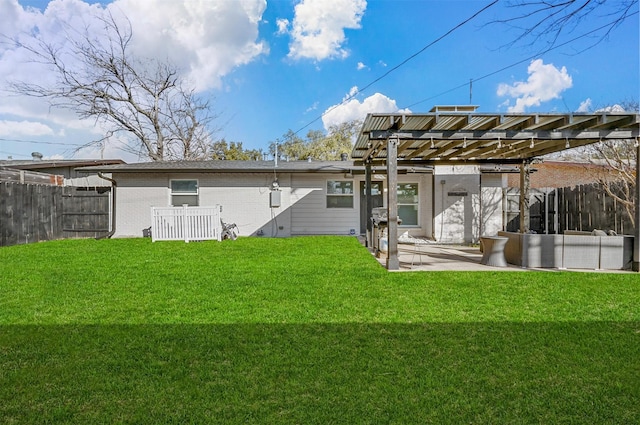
[97,172,116,239]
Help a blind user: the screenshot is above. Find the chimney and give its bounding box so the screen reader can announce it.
[31,152,43,161]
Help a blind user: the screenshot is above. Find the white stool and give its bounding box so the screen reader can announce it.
[411,239,429,268]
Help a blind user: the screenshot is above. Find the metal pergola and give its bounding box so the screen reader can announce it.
[351,106,640,271]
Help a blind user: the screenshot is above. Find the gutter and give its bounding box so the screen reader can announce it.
[96,172,116,239]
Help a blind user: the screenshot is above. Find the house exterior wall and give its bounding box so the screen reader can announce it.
[290,174,357,235]
[432,165,504,244]
[112,170,436,239]
[116,173,168,237]
[114,172,292,238]
[289,173,433,237]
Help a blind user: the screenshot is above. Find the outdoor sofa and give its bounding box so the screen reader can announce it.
[497,230,634,270]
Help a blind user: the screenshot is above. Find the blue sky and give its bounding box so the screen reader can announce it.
[0,0,638,161]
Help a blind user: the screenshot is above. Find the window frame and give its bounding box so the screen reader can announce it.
[326,180,354,209]
[397,182,419,227]
[170,179,199,207]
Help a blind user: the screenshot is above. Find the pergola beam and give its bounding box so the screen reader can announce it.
[369,129,638,143]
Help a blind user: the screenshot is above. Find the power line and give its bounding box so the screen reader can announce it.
[0,137,84,147]
[403,11,639,110]
[291,0,499,136]
[0,150,31,158]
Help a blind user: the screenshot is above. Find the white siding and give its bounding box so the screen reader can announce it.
[290,174,359,235]
[115,173,168,237]
[113,169,438,239]
[114,172,292,238]
[198,173,292,238]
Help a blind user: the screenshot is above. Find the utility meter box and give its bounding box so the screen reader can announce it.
[270,191,281,208]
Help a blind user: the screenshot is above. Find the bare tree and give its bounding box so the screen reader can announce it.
[495,0,638,49]
[572,101,639,227]
[7,12,216,161]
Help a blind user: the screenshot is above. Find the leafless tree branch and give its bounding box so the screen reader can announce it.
[7,11,215,161]
[491,0,638,50]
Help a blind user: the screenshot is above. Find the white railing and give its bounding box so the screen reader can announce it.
[151,205,222,242]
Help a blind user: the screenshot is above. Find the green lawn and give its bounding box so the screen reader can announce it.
[1,237,639,424]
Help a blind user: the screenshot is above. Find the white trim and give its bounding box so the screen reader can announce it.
[326,179,355,209]
[169,178,199,207]
[398,182,419,227]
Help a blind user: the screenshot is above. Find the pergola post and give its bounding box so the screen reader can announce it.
[634,142,640,271]
[386,136,399,270]
[519,160,531,233]
[365,162,373,248]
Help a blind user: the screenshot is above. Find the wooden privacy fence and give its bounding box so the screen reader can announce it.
[557,183,634,235]
[0,181,111,247]
[505,183,635,235]
[151,205,222,242]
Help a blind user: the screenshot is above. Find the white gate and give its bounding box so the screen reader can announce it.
[151,205,222,242]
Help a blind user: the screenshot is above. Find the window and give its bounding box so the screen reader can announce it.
[398,183,418,226]
[327,180,354,208]
[170,179,199,206]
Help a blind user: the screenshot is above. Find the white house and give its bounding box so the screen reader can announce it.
[80,160,506,243]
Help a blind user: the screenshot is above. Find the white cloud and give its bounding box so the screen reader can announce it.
[44,153,65,160]
[357,62,367,70]
[596,104,626,113]
[0,0,268,94]
[0,120,55,137]
[497,59,573,112]
[577,98,592,112]
[112,0,268,91]
[276,18,289,35]
[305,101,319,113]
[286,0,367,61]
[322,86,410,130]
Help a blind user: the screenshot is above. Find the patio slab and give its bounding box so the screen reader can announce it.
[363,239,634,273]
[375,242,527,272]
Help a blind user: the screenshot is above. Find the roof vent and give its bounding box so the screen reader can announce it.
[31,152,43,161]
[430,105,479,113]
[340,153,348,161]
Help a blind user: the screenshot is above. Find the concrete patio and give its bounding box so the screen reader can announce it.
[372,241,527,272]
[365,239,634,273]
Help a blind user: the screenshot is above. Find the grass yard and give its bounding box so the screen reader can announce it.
[1,236,639,424]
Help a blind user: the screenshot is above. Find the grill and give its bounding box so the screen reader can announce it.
[371,207,401,254]
[371,207,388,226]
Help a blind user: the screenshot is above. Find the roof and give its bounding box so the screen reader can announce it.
[78,159,435,175]
[0,159,125,171]
[352,111,640,165]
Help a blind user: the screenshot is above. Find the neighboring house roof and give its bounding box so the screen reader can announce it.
[0,159,125,171]
[78,160,434,174]
[0,159,125,187]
